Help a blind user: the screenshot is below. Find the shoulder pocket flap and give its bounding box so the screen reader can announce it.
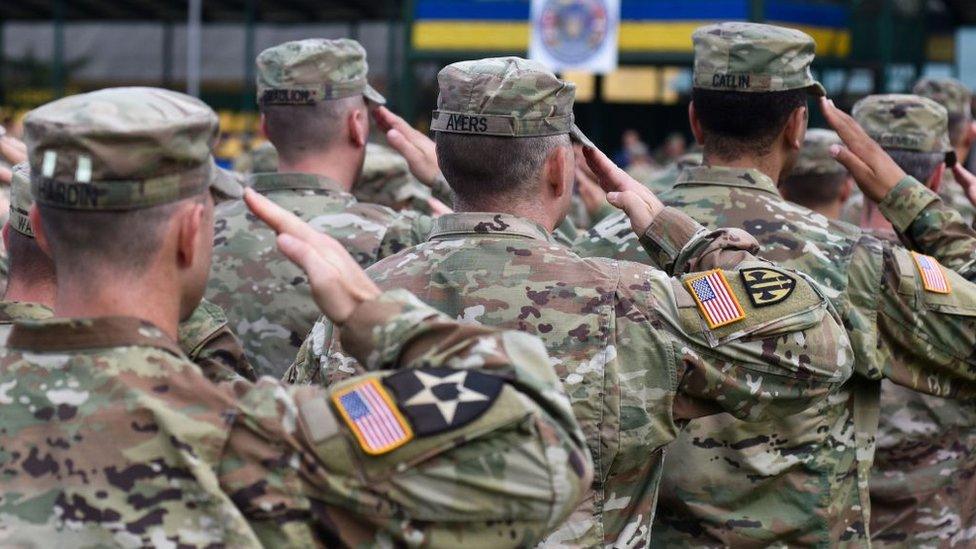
[676,264,828,346]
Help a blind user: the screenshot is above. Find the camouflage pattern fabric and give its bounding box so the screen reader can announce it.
[864,181,976,546]
[431,56,591,145]
[256,38,385,105]
[354,143,436,215]
[296,208,853,548]
[576,166,976,547]
[206,172,430,378]
[791,128,847,176]
[249,141,279,174]
[914,77,976,225]
[23,87,241,211]
[853,94,952,154]
[0,289,591,547]
[0,300,52,344]
[178,299,257,383]
[692,22,825,95]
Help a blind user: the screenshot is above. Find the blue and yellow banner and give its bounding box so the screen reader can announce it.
[413,0,850,58]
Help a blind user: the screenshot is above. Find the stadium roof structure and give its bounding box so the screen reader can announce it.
[0,0,403,22]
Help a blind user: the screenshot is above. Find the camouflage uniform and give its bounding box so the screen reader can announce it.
[790,128,846,178]
[0,86,590,547]
[296,56,854,548]
[848,95,976,547]
[914,77,976,226]
[576,24,976,547]
[206,39,428,377]
[355,143,438,215]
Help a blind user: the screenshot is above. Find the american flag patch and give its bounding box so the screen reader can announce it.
[332,378,413,455]
[685,270,746,329]
[912,252,951,294]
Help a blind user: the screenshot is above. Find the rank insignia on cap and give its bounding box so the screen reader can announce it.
[911,252,951,294]
[332,378,413,455]
[740,268,796,307]
[383,368,503,437]
[686,270,746,329]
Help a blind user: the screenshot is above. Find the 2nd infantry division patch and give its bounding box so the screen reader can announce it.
[740,268,796,307]
[911,252,951,294]
[383,368,502,437]
[332,378,414,455]
[686,270,746,329]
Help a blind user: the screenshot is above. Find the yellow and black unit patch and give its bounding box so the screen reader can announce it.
[740,268,796,307]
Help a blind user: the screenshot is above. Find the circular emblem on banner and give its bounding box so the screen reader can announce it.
[537,0,611,64]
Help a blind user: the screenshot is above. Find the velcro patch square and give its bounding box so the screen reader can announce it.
[332,378,413,455]
[911,252,951,294]
[685,270,746,329]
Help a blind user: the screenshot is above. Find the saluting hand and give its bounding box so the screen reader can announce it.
[820,97,907,202]
[244,188,381,325]
[373,106,442,187]
[582,145,665,236]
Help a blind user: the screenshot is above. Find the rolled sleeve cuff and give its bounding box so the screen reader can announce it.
[879,176,939,232]
[339,289,441,370]
[639,206,707,273]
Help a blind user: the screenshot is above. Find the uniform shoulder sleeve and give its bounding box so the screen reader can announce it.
[378,212,432,260]
[178,298,256,382]
[870,241,976,397]
[624,261,852,422]
[880,176,976,280]
[221,290,593,546]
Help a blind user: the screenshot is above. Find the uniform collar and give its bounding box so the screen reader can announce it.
[0,301,53,324]
[7,316,184,357]
[429,213,554,243]
[675,165,781,196]
[248,172,346,194]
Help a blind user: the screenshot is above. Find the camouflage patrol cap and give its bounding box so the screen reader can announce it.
[912,77,972,122]
[793,128,846,176]
[256,38,385,106]
[692,22,825,96]
[9,162,34,237]
[250,141,279,173]
[24,87,242,210]
[852,94,952,153]
[431,57,592,146]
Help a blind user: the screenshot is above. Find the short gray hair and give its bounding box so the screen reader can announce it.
[38,194,208,278]
[886,149,944,183]
[435,132,570,209]
[261,95,365,164]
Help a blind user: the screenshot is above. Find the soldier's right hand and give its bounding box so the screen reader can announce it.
[0,133,26,166]
[820,96,907,202]
[373,106,442,187]
[582,145,664,235]
[950,162,976,209]
[243,188,381,325]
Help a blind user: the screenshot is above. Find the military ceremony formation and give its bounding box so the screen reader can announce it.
[2,2,976,546]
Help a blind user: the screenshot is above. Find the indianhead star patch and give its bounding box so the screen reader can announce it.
[383,368,503,437]
[685,270,746,329]
[332,378,413,455]
[739,268,796,307]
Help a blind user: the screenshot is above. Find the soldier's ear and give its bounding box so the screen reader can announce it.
[175,201,206,269]
[783,106,807,151]
[926,162,946,193]
[966,121,976,149]
[347,105,368,148]
[544,144,571,199]
[28,206,51,257]
[688,102,705,145]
